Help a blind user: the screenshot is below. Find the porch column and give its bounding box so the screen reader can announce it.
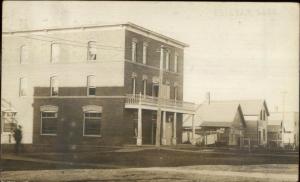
[136,107,142,146]
[192,114,196,145]
[172,112,177,145]
[161,111,167,145]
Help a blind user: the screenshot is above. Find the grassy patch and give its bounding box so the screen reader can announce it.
[21,149,299,167]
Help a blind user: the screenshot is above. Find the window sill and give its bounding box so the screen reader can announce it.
[83,134,102,137]
[40,133,57,136]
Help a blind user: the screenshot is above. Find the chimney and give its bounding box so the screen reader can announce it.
[206,92,210,104]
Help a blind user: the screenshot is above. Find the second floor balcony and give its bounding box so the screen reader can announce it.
[125,94,195,114]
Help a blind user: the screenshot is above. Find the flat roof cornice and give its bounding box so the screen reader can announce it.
[2,22,189,48]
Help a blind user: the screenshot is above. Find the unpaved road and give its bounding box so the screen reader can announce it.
[1,164,298,182]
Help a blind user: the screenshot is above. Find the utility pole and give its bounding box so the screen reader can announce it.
[155,45,164,147]
[281,91,287,126]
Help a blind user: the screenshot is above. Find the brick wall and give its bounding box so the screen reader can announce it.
[34,87,124,96]
[124,30,184,100]
[32,98,131,149]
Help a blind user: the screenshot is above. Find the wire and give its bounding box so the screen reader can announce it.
[33,34,124,50]
[20,35,125,53]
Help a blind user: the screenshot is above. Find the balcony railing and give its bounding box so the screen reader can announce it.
[125,94,195,112]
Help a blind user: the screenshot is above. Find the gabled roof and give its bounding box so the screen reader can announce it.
[210,100,269,116]
[183,102,245,128]
[198,102,241,122]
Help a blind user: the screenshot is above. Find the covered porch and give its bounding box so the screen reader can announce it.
[125,94,196,146]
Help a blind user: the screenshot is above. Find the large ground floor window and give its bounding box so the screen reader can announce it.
[41,111,58,135]
[83,112,102,136]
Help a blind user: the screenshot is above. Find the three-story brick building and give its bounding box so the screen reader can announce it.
[1,22,195,151]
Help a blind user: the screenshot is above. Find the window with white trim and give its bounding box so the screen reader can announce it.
[165,51,170,71]
[132,77,136,95]
[50,76,59,96]
[131,73,137,95]
[131,40,137,62]
[51,43,60,63]
[2,111,17,132]
[20,45,28,64]
[41,111,58,135]
[87,75,96,96]
[142,42,147,64]
[174,54,178,72]
[142,79,147,96]
[87,41,97,61]
[174,86,178,100]
[83,111,102,136]
[19,77,27,96]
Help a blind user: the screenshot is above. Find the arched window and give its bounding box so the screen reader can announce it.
[51,43,60,63]
[40,105,58,135]
[82,105,102,136]
[87,41,97,61]
[20,45,29,64]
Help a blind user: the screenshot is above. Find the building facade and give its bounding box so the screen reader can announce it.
[267,120,283,148]
[241,100,269,147]
[268,111,299,148]
[183,99,270,148]
[1,23,195,151]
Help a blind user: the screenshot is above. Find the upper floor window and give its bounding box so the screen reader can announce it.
[174,54,178,72]
[82,105,102,136]
[51,43,60,63]
[260,110,266,121]
[20,45,29,64]
[131,39,137,62]
[142,42,148,64]
[87,75,96,96]
[40,105,58,135]
[131,73,137,95]
[50,76,59,96]
[142,79,147,96]
[87,41,97,61]
[165,51,170,71]
[19,77,27,97]
[174,86,178,100]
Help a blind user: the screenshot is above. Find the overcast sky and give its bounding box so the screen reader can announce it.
[3,2,299,112]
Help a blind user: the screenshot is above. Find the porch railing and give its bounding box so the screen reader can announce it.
[125,94,195,111]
